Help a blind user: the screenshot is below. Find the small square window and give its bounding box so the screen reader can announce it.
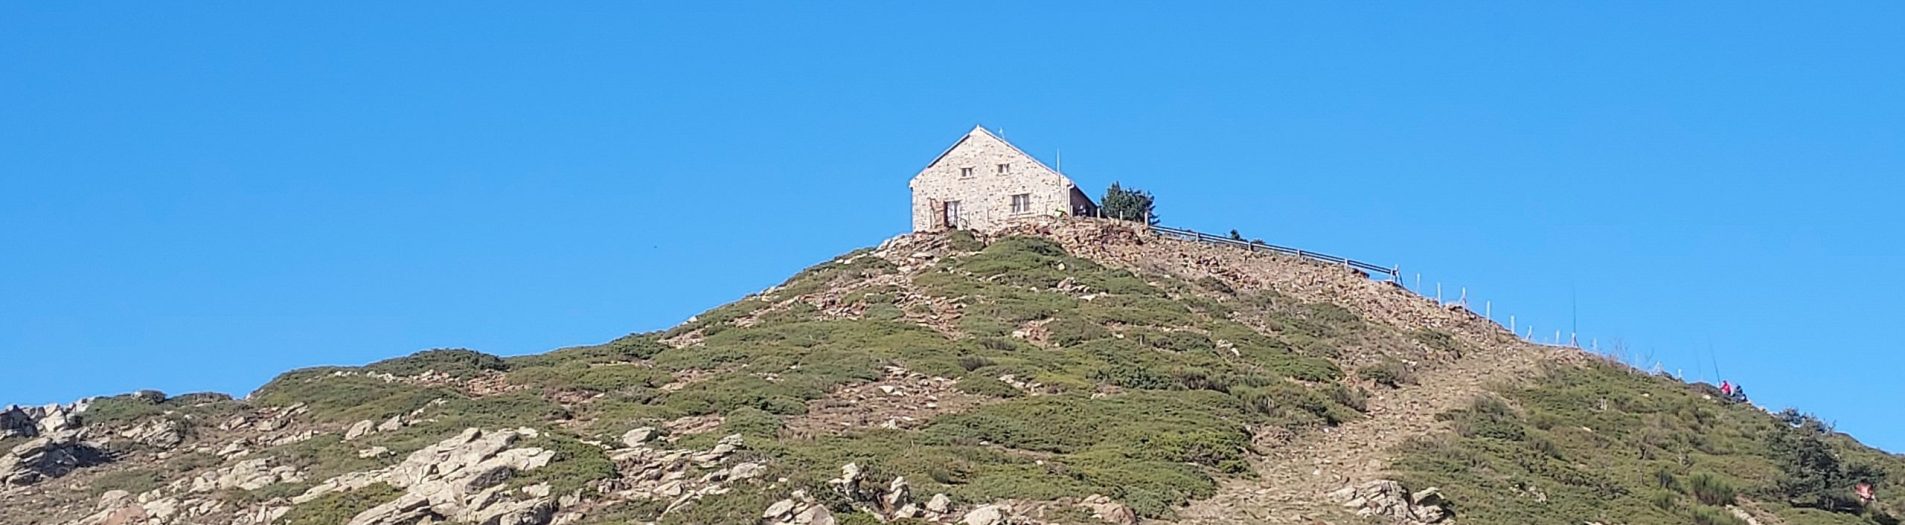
[997,163,1010,174]
[960,167,974,178]
[1010,193,1032,214]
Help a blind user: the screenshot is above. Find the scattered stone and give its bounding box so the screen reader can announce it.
[1330,479,1451,524]
[962,504,1007,525]
[192,457,304,492]
[1077,494,1138,525]
[123,418,186,449]
[344,419,375,441]
[926,493,953,514]
[619,427,657,448]
[880,476,912,514]
[761,490,837,525]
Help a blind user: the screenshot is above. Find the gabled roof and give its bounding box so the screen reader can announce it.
[919,125,1073,184]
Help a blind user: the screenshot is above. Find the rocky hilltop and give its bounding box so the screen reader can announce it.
[3,217,1899,525]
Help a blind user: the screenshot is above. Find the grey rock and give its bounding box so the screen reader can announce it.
[1,431,109,486]
[925,493,953,514]
[619,427,657,448]
[345,420,376,441]
[962,504,1007,525]
[125,418,186,449]
[0,406,36,439]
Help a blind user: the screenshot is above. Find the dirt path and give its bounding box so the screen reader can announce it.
[1168,341,1561,524]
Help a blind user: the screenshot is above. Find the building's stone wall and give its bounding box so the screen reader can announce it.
[909,128,1093,232]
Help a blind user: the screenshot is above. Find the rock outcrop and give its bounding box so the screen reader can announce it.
[192,457,305,492]
[122,418,187,450]
[760,490,838,525]
[295,428,559,525]
[596,432,764,517]
[1328,480,1451,524]
[1,430,109,486]
[1,402,86,439]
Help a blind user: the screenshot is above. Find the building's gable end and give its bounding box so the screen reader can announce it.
[910,126,1099,232]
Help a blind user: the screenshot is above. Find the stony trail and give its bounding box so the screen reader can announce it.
[1168,341,1562,524]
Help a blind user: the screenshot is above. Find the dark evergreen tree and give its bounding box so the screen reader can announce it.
[1769,410,1883,513]
[1101,182,1158,225]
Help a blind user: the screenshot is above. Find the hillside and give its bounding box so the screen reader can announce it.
[2,217,1899,525]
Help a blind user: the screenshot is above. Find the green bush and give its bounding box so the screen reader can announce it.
[1324,383,1369,413]
[948,229,985,251]
[1100,182,1158,225]
[1687,472,1737,506]
[364,348,506,378]
[955,376,1024,398]
[1691,505,1747,525]
[1647,489,1681,511]
[509,362,669,394]
[1359,359,1416,388]
[507,334,667,368]
[251,369,451,423]
[1136,330,1216,354]
[721,406,785,439]
[1045,317,1111,347]
[82,395,167,425]
[514,434,616,495]
[1445,396,1524,441]
[958,354,998,371]
[1393,360,1905,525]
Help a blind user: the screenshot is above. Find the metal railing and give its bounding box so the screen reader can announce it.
[1149,224,1399,280]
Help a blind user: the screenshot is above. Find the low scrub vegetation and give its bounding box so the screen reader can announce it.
[1394,361,1903,525]
[238,236,1463,521]
[1358,359,1416,388]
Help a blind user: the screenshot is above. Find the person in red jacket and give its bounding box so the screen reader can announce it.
[1721,380,1733,397]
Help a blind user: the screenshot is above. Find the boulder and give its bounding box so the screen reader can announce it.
[292,428,558,525]
[619,427,657,448]
[124,418,186,449]
[827,463,866,501]
[1077,494,1138,525]
[345,420,376,441]
[194,457,304,492]
[762,498,798,520]
[761,490,836,525]
[1,431,109,486]
[925,493,953,514]
[0,406,36,439]
[880,476,912,513]
[793,505,836,525]
[962,504,1007,525]
[34,404,81,435]
[1331,479,1452,524]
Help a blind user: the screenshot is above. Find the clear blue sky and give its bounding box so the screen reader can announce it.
[4,4,1900,451]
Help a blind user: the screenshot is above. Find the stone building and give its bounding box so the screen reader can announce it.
[910,126,1098,232]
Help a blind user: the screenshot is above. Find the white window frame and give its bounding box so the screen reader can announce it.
[960,167,974,178]
[997,163,1010,175]
[1010,193,1032,214]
